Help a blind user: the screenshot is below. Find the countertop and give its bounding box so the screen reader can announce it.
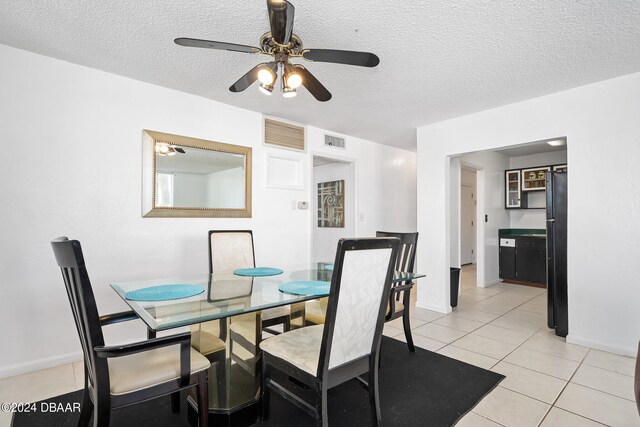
[499,228,546,237]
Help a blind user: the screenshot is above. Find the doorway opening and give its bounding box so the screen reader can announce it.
[460,167,477,266]
[311,154,357,263]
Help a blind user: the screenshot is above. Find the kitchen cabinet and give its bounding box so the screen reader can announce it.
[522,166,551,191]
[505,170,526,209]
[499,238,517,280]
[516,237,546,283]
[505,164,566,208]
[499,232,546,285]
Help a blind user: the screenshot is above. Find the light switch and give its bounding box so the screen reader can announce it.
[359,213,365,222]
[297,201,308,210]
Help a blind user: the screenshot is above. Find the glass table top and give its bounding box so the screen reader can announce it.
[111,262,425,331]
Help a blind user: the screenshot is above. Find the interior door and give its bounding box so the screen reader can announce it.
[460,184,476,265]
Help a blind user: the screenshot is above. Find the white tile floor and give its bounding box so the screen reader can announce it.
[383,265,639,427]
[0,264,637,427]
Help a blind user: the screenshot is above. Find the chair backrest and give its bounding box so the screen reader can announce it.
[375,231,418,277]
[51,237,107,393]
[208,230,255,274]
[318,238,399,374]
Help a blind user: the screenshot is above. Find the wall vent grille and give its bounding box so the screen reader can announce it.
[324,134,345,148]
[264,118,305,151]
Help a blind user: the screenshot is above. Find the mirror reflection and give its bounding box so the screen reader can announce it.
[142,130,252,218]
[155,143,246,209]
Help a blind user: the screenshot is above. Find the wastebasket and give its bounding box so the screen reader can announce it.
[450,267,461,308]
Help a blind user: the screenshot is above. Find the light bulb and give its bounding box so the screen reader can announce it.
[282,87,297,98]
[257,68,275,85]
[156,144,170,154]
[286,72,302,89]
[259,83,274,96]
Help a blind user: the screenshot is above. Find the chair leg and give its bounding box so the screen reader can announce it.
[77,385,93,427]
[368,359,383,427]
[215,351,227,408]
[170,392,181,413]
[196,371,209,427]
[402,312,415,353]
[92,401,110,427]
[283,316,291,332]
[314,384,328,427]
[261,359,271,421]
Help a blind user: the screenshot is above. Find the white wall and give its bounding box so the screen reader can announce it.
[173,172,208,207]
[207,167,245,208]
[509,150,568,228]
[417,71,640,356]
[0,44,417,377]
[306,126,418,239]
[312,162,355,262]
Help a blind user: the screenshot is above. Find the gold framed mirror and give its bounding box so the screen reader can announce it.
[142,130,252,218]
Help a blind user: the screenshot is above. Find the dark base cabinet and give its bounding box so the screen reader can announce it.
[499,234,546,285]
[516,237,546,284]
[499,246,516,281]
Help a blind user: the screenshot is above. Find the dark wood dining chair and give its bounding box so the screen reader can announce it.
[376,231,419,352]
[51,237,211,427]
[260,237,399,426]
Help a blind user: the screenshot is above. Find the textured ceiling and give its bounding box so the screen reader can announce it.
[1,1,639,150]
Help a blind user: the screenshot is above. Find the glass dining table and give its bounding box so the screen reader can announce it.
[111,263,425,427]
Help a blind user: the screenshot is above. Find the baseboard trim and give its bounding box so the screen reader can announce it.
[0,351,83,380]
[479,279,501,289]
[566,334,635,357]
[415,301,452,314]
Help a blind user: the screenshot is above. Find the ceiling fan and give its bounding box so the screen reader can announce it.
[174,0,380,102]
[155,143,185,156]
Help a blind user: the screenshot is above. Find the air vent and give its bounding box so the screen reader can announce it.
[264,118,305,151]
[324,134,345,149]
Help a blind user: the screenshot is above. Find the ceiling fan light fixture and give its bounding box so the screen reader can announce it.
[257,67,276,85]
[156,143,171,155]
[259,83,274,95]
[282,87,297,98]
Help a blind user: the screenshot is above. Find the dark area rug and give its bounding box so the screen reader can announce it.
[12,337,503,427]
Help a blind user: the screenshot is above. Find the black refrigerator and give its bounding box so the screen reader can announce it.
[546,171,568,337]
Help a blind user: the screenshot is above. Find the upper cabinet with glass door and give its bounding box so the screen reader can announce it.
[505,169,526,208]
[521,166,551,191]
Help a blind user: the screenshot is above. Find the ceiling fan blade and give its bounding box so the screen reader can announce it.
[267,0,295,45]
[173,147,186,154]
[295,65,332,102]
[229,62,277,93]
[229,64,262,93]
[302,49,380,67]
[174,37,262,54]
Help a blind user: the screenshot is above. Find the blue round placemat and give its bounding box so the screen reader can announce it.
[125,284,204,301]
[279,280,330,296]
[233,267,284,277]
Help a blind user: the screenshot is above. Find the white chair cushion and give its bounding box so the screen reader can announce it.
[259,324,324,376]
[261,306,290,321]
[191,330,226,356]
[305,298,328,324]
[108,345,210,395]
[386,300,404,316]
[229,318,257,342]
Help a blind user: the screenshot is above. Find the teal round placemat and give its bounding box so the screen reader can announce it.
[279,281,330,296]
[324,264,334,271]
[125,284,204,301]
[233,267,284,277]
